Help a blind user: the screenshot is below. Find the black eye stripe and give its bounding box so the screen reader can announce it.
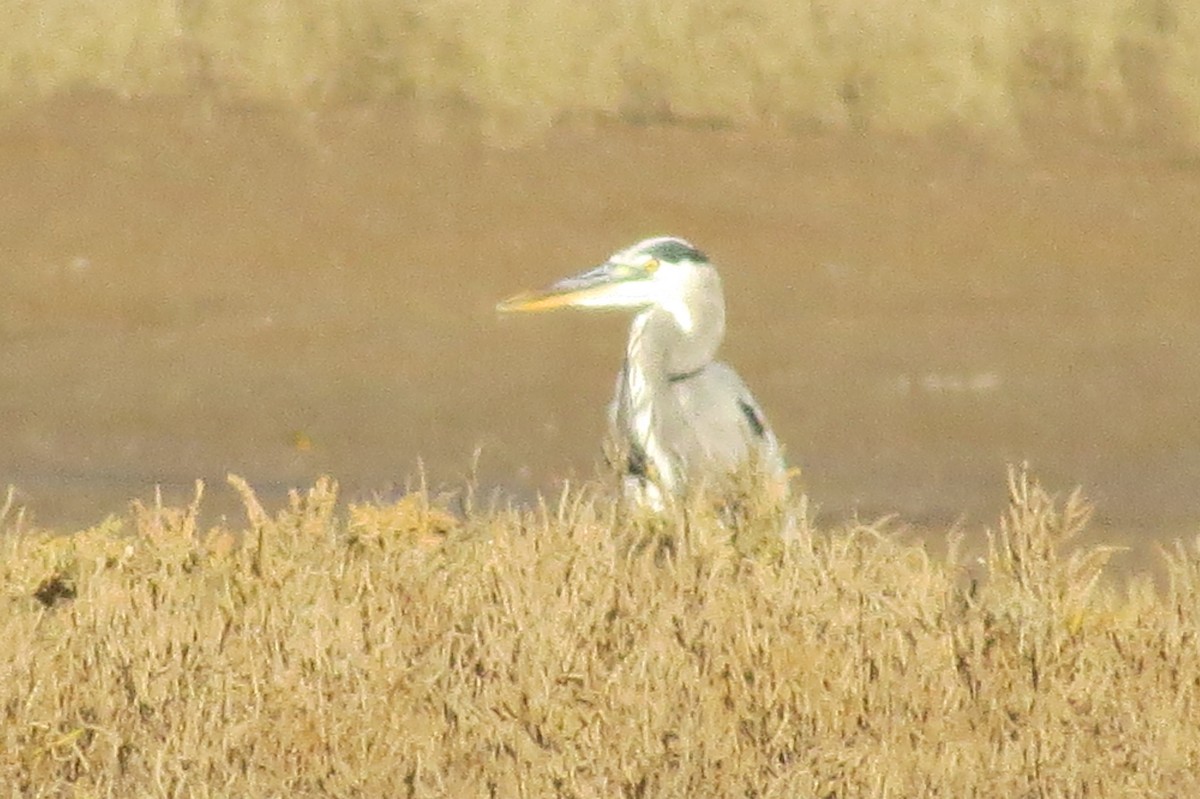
[640,239,707,263]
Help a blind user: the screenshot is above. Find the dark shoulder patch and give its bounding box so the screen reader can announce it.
[643,238,707,264]
[738,399,766,439]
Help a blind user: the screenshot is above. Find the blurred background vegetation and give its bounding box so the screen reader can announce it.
[3,0,1198,141]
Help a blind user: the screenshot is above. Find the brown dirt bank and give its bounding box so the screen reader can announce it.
[1,96,1198,567]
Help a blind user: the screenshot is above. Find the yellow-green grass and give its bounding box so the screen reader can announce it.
[2,0,1199,142]
[1,468,1198,796]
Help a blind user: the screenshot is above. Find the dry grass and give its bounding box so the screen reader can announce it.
[1,0,1199,141]
[1,467,1198,797]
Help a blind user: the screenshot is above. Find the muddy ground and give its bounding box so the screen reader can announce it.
[1,97,1197,569]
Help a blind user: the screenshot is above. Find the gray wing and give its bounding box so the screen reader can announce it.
[664,362,785,483]
[607,360,785,502]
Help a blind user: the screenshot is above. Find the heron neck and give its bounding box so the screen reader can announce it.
[627,304,724,381]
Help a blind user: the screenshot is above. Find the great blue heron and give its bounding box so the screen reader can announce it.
[498,236,788,513]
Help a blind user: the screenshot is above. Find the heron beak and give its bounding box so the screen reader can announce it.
[496,263,654,313]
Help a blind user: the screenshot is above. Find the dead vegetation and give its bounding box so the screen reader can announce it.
[1,467,1198,797]
[1,0,1199,143]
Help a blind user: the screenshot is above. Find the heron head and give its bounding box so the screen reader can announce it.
[496,236,717,333]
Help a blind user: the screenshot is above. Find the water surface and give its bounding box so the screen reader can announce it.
[2,99,1198,570]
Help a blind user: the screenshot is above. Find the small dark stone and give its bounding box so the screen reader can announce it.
[34,574,77,608]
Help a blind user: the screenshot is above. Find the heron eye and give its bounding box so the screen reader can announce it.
[643,258,660,274]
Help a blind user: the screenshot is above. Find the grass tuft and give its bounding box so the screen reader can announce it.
[1,466,1198,795]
